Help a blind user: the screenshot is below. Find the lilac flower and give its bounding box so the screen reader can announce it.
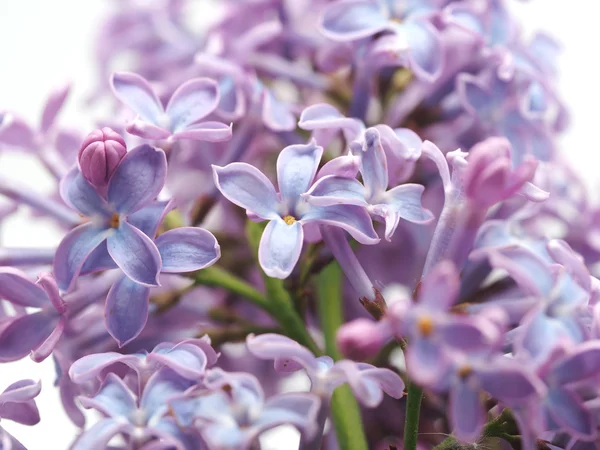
[111,72,233,143]
[320,0,443,82]
[305,128,433,240]
[0,379,42,449]
[0,270,67,362]
[54,144,167,291]
[169,368,321,450]
[73,369,195,450]
[213,140,379,278]
[246,333,403,407]
[69,336,219,386]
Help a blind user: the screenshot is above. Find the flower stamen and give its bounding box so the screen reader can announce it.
[110,213,120,229]
[283,215,297,225]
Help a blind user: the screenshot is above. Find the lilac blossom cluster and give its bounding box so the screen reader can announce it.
[0,1,595,449]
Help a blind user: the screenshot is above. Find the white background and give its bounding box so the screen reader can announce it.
[0,1,599,449]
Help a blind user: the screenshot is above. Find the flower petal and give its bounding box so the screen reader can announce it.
[111,72,163,123]
[262,91,296,132]
[403,20,443,82]
[246,333,319,373]
[53,222,110,292]
[320,0,390,41]
[304,175,367,207]
[419,261,460,310]
[551,342,600,385]
[298,103,364,139]
[546,388,596,440]
[71,418,130,450]
[125,119,171,140]
[107,144,167,214]
[212,163,279,220]
[477,363,541,403]
[127,200,172,238]
[69,352,142,384]
[166,78,219,132]
[361,129,388,198]
[155,227,220,273]
[172,121,232,142]
[107,221,161,286]
[0,380,41,425]
[60,167,112,218]
[405,337,449,387]
[40,82,71,134]
[105,276,150,347]
[0,379,41,404]
[259,219,304,279]
[147,342,212,380]
[258,393,321,438]
[277,141,323,206]
[302,204,379,245]
[450,379,485,443]
[0,312,58,362]
[79,373,137,418]
[31,315,66,362]
[0,268,49,308]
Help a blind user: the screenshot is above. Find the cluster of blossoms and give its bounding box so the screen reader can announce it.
[0,0,597,449]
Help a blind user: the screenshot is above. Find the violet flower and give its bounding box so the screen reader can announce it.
[319,0,443,82]
[213,140,379,278]
[72,369,196,450]
[246,333,404,407]
[0,379,42,450]
[111,72,232,143]
[169,367,322,450]
[54,144,168,291]
[0,270,67,362]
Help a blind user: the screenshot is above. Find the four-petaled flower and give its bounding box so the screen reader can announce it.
[212,141,379,278]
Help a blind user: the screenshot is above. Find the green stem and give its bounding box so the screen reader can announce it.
[404,382,423,450]
[316,262,368,450]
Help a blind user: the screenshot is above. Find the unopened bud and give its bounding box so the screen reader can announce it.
[337,319,386,360]
[78,127,127,188]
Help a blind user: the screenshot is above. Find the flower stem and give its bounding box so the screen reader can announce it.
[404,381,423,450]
[316,262,368,450]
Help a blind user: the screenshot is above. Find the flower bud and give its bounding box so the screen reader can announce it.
[337,319,387,360]
[78,127,127,188]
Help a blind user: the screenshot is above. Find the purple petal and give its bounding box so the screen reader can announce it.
[31,315,66,362]
[212,163,279,220]
[361,129,388,198]
[456,73,492,117]
[0,379,41,403]
[69,352,142,384]
[419,261,460,310]
[80,242,118,275]
[316,154,361,180]
[172,121,232,142]
[107,144,167,214]
[262,91,296,132]
[40,82,70,134]
[155,227,220,273]
[246,333,319,373]
[546,388,596,440]
[111,72,163,123]
[36,273,66,313]
[0,312,58,362]
[376,184,433,239]
[320,0,390,41]
[333,361,404,407]
[79,373,137,418]
[71,418,130,450]
[551,342,600,385]
[477,363,541,403]
[127,200,172,238]
[53,222,110,292]
[0,268,49,308]
[302,204,379,245]
[107,221,161,286]
[298,103,364,139]
[374,125,422,161]
[450,379,485,443]
[405,338,449,387]
[304,175,367,207]
[403,20,443,82]
[60,168,112,218]
[0,114,36,150]
[105,276,150,347]
[147,342,212,380]
[277,141,323,205]
[259,218,304,279]
[125,119,171,140]
[421,140,451,191]
[258,393,321,438]
[0,380,41,425]
[166,78,219,132]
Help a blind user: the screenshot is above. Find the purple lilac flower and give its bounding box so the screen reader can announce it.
[169,367,322,450]
[213,140,378,278]
[0,379,41,450]
[111,72,232,143]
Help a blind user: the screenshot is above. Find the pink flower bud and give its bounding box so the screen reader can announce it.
[78,127,127,188]
[337,319,387,360]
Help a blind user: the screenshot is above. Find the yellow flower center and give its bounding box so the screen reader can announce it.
[283,215,297,225]
[110,213,120,229]
[458,365,473,379]
[417,316,434,337]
